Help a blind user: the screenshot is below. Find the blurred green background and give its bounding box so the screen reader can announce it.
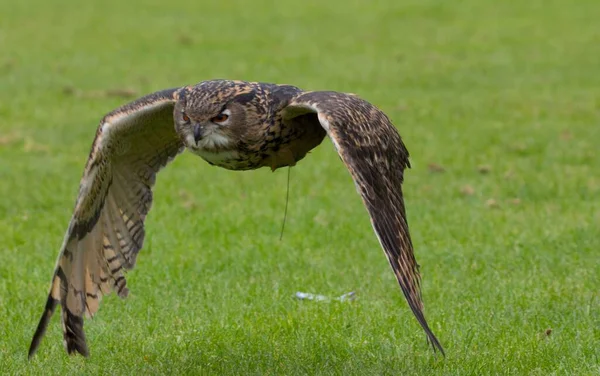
[0,0,598,374]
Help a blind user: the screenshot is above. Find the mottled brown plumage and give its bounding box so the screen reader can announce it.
[29,79,443,358]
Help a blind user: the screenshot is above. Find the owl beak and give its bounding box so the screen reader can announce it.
[193,124,203,143]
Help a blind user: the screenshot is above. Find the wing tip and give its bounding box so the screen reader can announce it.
[399,286,445,357]
[414,309,445,357]
[28,295,59,359]
[414,307,445,357]
[427,332,446,357]
[63,308,90,357]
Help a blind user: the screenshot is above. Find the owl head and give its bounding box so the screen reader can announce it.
[174,80,260,152]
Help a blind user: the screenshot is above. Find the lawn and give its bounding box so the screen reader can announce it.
[1,0,599,374]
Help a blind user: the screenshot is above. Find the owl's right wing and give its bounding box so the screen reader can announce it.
[283,91,444,355]
[29,88,185,358]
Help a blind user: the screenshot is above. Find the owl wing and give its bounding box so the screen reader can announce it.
[29,88,185,358]
[283,91,444,355]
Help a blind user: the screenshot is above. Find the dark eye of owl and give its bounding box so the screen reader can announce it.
[211,113,229,123]
[182,113,190,123]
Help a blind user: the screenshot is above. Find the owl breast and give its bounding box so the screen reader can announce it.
[193,148,264,170]
[193,149,240,169]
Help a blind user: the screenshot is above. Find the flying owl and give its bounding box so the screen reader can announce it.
[28,80,444,357]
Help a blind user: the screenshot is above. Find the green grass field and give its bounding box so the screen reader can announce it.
[1,0,599,374]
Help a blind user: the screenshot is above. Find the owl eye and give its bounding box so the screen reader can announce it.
[211,109,231,124]
[211,113,229,123]
[182,113,190,123]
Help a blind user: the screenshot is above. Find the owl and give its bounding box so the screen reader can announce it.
[28,80,444,357]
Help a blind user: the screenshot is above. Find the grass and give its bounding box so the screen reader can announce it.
[1,0,599,374]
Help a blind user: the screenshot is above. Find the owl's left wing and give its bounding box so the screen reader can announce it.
[28,88,185,358]
[282,91,444,355]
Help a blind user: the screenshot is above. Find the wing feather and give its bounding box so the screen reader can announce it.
[29,88,185,358]
[284,91,444,355]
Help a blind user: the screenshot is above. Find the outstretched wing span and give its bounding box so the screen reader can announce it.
[283,91,444,355]
[29,88,185,358]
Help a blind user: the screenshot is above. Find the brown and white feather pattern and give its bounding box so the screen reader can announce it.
[29,88,184,358]
[30,79,443,358]
[286,91,444,354]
